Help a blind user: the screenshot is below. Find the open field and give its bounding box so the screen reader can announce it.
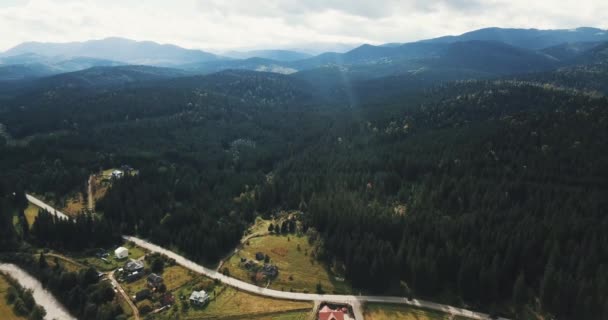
[0,274,27,320]
[364,303,473,320]
[225,233,351,294]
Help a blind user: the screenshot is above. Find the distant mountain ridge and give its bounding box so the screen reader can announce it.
[1,26,607,87]
[223,50,312,61]
[422,27,608,50]
[2,37,221,66]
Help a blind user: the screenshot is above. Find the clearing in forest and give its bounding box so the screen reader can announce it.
[225,230,352,294]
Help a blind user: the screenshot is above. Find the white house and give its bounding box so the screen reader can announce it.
[112,170,124,179]
[115,247,129,259]
[189,290,209,305]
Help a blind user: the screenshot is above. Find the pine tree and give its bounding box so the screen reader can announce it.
[513,272,527,318]
[38,253,48,269]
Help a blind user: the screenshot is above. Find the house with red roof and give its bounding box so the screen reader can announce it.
[318,305,348,320]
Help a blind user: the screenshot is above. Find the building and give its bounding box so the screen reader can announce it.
[115,247,129,259]
[147,273,164,289]
[189,290,209,306]
[318,305,348,320]
[125,271,142,282]
[112,170,124,179]
[133,289,151,301]
[261,264,279,278]
[124,259,144,273]
[243,260,257,270]
[160,293,175,306]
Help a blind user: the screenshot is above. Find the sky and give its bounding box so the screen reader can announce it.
[0,0,606,53]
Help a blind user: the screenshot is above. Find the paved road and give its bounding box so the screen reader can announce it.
[26,194,70,220]
[108,271,140,320]
[26,194,509,320]
[0,263,77,320]
[126,236,510,320]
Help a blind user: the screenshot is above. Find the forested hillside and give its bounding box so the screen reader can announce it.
[1,46,608,320]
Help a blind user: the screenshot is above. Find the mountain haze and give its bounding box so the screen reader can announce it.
[3,37,221,66]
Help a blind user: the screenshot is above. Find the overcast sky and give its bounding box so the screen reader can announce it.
[0,0,606,53]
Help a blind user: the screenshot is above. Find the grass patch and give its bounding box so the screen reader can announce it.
[62,193,86,217]
[123,274,148,296]
[364,303,473,320]
[0,274,27,320]
[163,265,195,291]
[226,233,351,294]
[124,242,147,260]
[248,310,311,320]
[24,203,41,227]
[116,295,133,317]
[178,286,311,319]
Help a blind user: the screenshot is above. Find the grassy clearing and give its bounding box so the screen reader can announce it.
[178,286,311,319]
[124,242,147,260]
[163,265,196,291]
[226,233,351,294]
[364,303,473,320]
[62,193,86,217]
[246,216,272,236]
[0,274,27,320]
[24,203,41,227]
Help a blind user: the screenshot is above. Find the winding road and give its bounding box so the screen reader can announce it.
[27,193,509,320]
[0,263,77,320]
[126,236,509,320]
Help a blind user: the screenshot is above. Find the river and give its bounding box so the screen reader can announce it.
[0,263,77,320]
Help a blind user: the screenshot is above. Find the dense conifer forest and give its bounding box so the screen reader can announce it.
[1,48,608,319]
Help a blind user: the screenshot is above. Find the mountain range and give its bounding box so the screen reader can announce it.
[1,26,607,88]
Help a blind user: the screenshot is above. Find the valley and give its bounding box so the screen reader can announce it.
[1,24,607,320]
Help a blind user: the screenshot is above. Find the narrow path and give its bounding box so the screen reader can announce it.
[108,271,140,320]
[87,175,95,212]
[45,253,87,269]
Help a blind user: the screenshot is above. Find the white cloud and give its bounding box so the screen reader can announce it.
[0,0,606,52]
